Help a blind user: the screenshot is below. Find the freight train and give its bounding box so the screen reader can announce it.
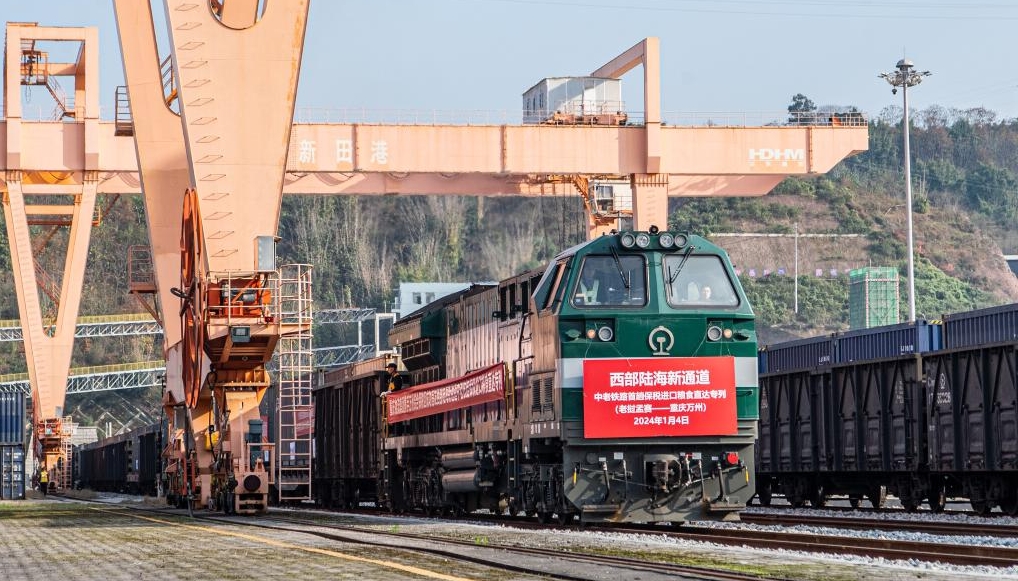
[74,421,163,496]
[314,228,759,524]
[757,304,1018,514]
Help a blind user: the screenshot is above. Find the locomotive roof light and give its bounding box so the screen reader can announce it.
[635,232,651,248]
[649,225,660,234]
[659,232,676,249]
[620,232,637,248]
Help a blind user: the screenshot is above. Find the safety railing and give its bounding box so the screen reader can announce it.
[291,107,867,128]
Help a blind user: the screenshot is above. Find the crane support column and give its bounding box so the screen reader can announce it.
[630,174,669,231]
[115,0,312,513]
[2,23,101,488]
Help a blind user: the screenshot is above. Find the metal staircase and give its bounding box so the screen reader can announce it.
[275,264,313,502]
[57,417,75,491]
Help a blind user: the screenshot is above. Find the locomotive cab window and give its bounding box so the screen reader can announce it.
[572,255,646,307]
[664,254,739,307]
[535,260,567,312]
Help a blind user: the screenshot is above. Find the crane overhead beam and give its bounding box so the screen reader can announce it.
[0,121,868,196]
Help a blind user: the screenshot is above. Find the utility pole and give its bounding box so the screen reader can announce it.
[880,59,931,323]
[794,223,799,313]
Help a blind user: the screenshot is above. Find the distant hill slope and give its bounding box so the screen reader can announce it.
[5,105,1018,425]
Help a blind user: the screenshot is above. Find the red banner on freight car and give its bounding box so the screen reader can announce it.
[386,364,505,423]
[582,357,737,438]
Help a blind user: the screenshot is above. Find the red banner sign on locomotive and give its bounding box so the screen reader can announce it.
[582,357,738,438]
[387,364,506,423]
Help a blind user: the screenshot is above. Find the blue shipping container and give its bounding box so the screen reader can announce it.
[836,320,943,363]
[761,334,835,373]
[943,303,1018,350]
[0,392,26,445]
[1,444,25,500]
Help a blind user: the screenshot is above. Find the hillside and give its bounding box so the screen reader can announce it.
[5,101,1018,426]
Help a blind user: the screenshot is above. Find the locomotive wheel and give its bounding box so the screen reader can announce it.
[179,188,206,408]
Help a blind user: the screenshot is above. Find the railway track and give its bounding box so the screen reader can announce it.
[62,494,1018,573]
[336,506,1018,568]
[647,522,1018,568]
[274,504,1018,569]
[215,513,782,581]
[58,496,780,581]
[742,511,1018,539]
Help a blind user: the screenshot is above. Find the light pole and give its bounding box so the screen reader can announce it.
[880,59,930,323]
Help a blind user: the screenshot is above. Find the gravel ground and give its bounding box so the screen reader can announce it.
[46,493,1018,580]
[279,504,1018,581]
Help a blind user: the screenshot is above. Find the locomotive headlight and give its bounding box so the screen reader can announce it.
[586,328,597,340]
[674,234,688,248]
[723,328,733,339]
[635,232,651,248]
[597,325,614,342]
[620,232,637,248]
[706,325,723,342]
[659,232,675,248]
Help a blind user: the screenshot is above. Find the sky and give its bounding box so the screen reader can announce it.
[2,0,1018,123]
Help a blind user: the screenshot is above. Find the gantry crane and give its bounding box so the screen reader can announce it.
[1,1,867,509]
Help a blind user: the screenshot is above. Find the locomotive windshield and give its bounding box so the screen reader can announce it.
[572,255,646,307]
[664,254,739,307]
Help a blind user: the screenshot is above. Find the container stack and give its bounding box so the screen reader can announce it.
[0,392,27,499]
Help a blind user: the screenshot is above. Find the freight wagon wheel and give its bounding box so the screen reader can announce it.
[928,485,947,514]
[867,485,886,509]
[178,188,206,408]
[757,484,772,507]
[810,484,827,508]
[901,496,920,512]
[848,495,861,509]
[999,490,1018,517]
[970,499,992,516]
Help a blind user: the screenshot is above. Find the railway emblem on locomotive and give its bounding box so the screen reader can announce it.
[648,326,674,356]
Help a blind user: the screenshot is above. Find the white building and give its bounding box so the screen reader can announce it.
[394,282,472,319]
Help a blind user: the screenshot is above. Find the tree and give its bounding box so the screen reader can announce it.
[788,93,817,124]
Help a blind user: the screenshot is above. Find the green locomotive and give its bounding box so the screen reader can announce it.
[323,227,758,523]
